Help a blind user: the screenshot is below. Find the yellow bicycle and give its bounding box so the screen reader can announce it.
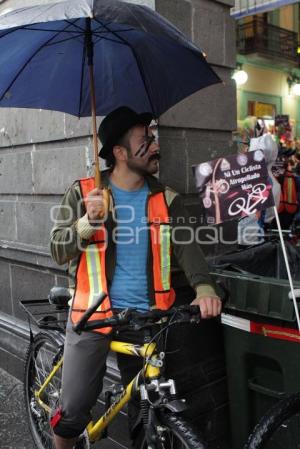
[21,289,208,449]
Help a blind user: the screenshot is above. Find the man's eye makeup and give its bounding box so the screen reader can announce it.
[134,135,155,157]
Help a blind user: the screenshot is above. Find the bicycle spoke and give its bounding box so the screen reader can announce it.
[154,426,190,449]
[33,354,43,387]
[38,347,48,379]
[25,334,65,449]
[35,346,52,385]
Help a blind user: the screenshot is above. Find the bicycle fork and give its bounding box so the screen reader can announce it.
[140,378,187,448]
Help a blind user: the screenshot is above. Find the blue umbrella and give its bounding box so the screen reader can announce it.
[0,0,221,186]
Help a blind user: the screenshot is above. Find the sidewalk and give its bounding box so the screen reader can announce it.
[0,367,33,449]
[0,367,127,449]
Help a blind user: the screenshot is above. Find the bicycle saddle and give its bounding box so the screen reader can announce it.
[48,287,72,308]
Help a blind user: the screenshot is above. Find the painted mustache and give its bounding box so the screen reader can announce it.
[149,152,161,161]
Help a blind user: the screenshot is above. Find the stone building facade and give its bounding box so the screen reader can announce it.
[0,0,236,378]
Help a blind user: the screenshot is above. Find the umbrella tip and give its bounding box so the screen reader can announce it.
[202,52,207,59]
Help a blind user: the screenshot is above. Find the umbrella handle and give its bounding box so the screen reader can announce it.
[86,18,110,216]
[89,73,110,215]
[89,64,101,189]
[85,17,102,189]
[90,76,110,218]
[93,144,101,188]
[102,189,110,217]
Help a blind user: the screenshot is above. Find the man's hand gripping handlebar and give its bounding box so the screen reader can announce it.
[72,293,201,334]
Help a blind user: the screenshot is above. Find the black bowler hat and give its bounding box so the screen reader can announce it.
[98,106,154,158]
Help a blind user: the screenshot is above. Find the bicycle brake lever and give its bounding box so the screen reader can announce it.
[130,319,155,331]
[117,308,133,324]
[131,323,144,331]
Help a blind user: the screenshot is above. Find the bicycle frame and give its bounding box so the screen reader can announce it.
[34,339,161,443]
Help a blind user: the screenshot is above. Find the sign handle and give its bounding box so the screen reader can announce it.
[273,206,300,331]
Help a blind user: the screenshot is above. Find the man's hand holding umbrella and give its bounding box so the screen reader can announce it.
[86,188,106,223]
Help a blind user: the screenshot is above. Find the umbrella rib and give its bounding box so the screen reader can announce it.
[94,18,156,115]
[65,20,86,32]
[93,35,129,46]
[93,27,136,36]
[92,20,135,34]
[0,23,34,40]
[78,25,87,118]
[92,24,136,35]
[0,20,79,102]
[20,26,83,33]
[45,33,84,47]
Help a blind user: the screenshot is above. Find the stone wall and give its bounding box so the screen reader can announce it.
[0,109,97,377]
[157,0,236,192]
[0,0,236,378]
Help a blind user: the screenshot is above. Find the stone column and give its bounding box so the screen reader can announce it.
[156,0,236,194]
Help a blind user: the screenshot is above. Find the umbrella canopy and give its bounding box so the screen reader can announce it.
[0,0,221,118]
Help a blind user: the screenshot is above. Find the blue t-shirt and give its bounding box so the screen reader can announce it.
[109,182,150,310]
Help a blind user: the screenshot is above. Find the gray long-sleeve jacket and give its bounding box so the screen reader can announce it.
[50,172,217,302]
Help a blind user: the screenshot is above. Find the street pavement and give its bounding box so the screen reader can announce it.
[0,367,33,449]
[0,367,128,449]
[0,367,229,449]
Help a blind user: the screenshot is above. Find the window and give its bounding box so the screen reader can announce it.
[248,101,276,118]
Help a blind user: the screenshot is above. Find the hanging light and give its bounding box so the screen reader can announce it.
[287,75,300,96]
[292,82,300,96]
[232,63,248,86]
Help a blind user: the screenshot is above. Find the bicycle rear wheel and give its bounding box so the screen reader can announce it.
[245,393,300,449]
[24,332,64,449]
[134,411,208,449]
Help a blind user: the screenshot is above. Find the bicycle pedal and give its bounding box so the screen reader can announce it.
[111,383,124,395]
[102,386,123,439]
[105,390,113,408]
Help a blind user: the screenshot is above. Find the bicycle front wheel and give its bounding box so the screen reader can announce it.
[245,393,300,449]
[135,411,208,449]
[24,332,64,449]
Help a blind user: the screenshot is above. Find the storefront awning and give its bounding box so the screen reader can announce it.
[231,0,299,19]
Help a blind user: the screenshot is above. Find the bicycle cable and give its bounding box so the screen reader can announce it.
[141,309,180,387]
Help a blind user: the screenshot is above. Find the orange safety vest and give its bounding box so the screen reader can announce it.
[71,177,175,334]
[278,171,298,215]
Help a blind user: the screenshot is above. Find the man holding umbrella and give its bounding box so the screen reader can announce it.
[50,106,221,449]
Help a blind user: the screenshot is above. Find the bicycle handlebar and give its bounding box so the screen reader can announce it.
[72,303,201,334]
[72,292,107,334]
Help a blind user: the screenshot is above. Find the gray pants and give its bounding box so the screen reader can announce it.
[52,287,200,439]
[52,323,143,439]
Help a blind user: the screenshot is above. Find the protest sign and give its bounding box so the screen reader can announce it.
[193,151,274,225]
[275,114,289,128]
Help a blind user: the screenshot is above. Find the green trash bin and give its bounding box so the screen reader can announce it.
[212,269,300,449]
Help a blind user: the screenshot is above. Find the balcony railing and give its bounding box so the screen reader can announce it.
[237,17,299,65]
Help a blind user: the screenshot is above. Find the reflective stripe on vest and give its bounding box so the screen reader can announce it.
[161,225,171,290]
[279,172,298,214]
[71,178,175,333]
[71,177,112,334]
[148,192,175,310]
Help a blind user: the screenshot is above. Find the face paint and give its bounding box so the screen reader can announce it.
[135,135,155,157]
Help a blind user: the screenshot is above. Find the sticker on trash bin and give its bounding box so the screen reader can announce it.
[222,313,300,344]
[193,151,274,225]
